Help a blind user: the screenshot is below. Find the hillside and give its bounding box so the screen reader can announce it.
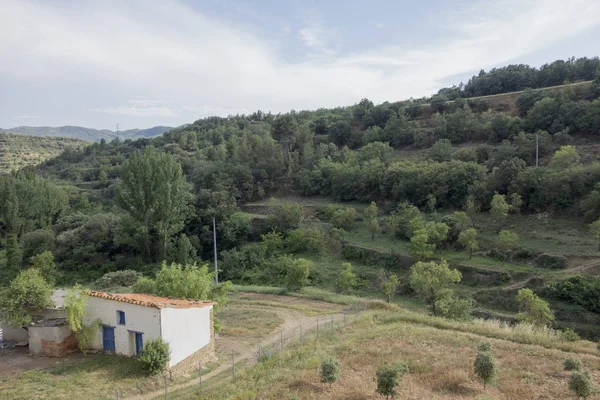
[0,132,89,174]
[0,125,174,142]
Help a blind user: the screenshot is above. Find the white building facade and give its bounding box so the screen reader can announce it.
[84,291,215,368]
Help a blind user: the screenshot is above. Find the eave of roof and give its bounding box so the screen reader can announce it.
[85,291,215,309]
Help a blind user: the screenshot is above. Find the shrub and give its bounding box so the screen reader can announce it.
[560,328,581,342]
[316,204,342,221]
[336,263,358,293]
[331,208,358,230]
[284,258,311,291]
[534,253,568,269]
[94,270,142,289]
[320,358,340,387]
[376,364,401,399]
[568,371,592,399]
[133,277,157,294]
[285,228,326,254]
[437,296,473,321]
[474,351,497,389]
[138,338,170,374]
[564,358,583,371]
[477,341,492,352]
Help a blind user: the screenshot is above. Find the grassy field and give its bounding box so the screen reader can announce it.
[163,309,600,400]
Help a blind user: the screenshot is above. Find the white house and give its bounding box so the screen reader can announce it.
[84,291,215,370]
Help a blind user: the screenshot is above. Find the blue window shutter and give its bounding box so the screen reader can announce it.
[117,311,125,325]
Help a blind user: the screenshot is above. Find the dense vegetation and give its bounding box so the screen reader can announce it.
[2,56,600,337]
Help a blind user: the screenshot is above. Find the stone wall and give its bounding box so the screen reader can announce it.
[169,310,216,377]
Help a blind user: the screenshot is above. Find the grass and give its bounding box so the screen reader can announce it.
[218,307,283,337]
[163,309,600,400]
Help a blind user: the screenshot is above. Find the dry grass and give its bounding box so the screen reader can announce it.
[164,310,600,400]
[218,307,283,337]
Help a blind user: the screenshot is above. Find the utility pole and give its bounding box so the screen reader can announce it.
[535,134,539,168]
[213,218,218,284]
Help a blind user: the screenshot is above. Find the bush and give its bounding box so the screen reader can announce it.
[336,263,358,294]
[94,270,142,289]
[534,253,568,269]
[284,258,311,291]
[569,371,592,399]
[138,338,170,374]
[477,341,492,352]
[437,296,473,321]
[561,328,581,342]
[320,358,340,387]
[133,277,157,294]
[564,358,583,371]
[331,208,358,230]
[316,204,342,221]
[474,351,497,389]
[285,228,326,254]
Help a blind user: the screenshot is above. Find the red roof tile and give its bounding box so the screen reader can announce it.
[85,291,215,309]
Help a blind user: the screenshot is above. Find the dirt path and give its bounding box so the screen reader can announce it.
[126,304,342,400]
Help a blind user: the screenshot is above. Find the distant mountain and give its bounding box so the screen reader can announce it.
[0,125,173,142]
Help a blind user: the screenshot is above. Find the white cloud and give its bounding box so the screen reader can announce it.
[0,0,599,127]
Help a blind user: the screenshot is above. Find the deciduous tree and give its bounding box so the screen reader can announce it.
[409,260,461,316]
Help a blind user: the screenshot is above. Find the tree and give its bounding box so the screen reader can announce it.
[376,364,403,399]
[549,145,580,169]
[474,351,497,389]
[331,208,358,230]
[0,269,54,327]
[569,371,593,399]
[266,199,302,232]
[509,193,523,214]
[409,260,462,316]
[490,193,509,232]
[138,338,171,374]
[426,222,449,253]
[408,229,434,260]
[29,251,57,285]
[284,258,311,291]
[465,194,480,227]
[65,285,99,351]
[498,230,518,255]
[320,358,340,387]
[515,288,554,326]
[173,234,197,264]
[458,228,478,259]
[116,146,192,262]
[382,274,400,303]
[429,139,453,162]
[364,202,380,240]
[336,263,358,293]
[4,232,22,282]
[588,219,600,251]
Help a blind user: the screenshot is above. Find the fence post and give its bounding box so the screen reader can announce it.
[300,324,303,342]
[317,317,319,340]
[164,375,168,400]
[116,391,119,400]
[364,299,368,311]
[344,311,346,326]
[232,350,235,381]
[199,362,202,386]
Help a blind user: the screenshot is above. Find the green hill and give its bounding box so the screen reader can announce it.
[0,125,174,142]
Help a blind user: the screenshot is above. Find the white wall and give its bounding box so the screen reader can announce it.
[0,323,29,342]
[84,297,161,356]
[160,306,212,367]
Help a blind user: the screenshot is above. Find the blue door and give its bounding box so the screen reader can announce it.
[103,326,115,352]
[135,332,143,355]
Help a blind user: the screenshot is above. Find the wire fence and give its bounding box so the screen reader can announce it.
[111,299,370,400]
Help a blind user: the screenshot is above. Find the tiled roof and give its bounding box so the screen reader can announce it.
[85,291,215,309]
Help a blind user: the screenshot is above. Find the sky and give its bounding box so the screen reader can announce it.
[1,0,600,130]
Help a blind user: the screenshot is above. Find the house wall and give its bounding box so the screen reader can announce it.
[84,297,161,356]
[28,325,77,357]
[160,306,213,367]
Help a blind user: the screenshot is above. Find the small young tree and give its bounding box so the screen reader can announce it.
[490,193,509,233]
[368,218,380,241]
[320,358,340,387]
[0,268,54,327]
[515,288,554,327]
[409,260,462,316]
[474,351,497,389]
[498,230,518,257]
[376,364,400,399]
[458,228,478,259]
[588,219,600,251]
[336,263,358,293]
[426,222,449,253]
[382,274,400,303]
[569,370,593,399]
[65,285,100,351]
[331,208,358,231]
[408,229,434,260]
[363,201,378,221]
[509,193,523,214]
[138,338,171,374]
[465,194,480,228]
[284,258,312,291]
[266,199,302,232]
